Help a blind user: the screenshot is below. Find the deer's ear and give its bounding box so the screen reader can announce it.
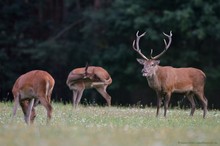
[136,58,146,65]
[154,60,160,65]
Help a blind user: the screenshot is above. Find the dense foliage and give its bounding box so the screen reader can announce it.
[1,0,220,108]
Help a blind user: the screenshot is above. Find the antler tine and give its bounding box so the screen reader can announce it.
[85,62,89,76]
[151,31,172,60]
[132,31,149,60]
[136,31,146,38]
[163,31,172,49]
[163,31,172,37]
[150,49,153,58]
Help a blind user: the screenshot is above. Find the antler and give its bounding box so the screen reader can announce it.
[132,31,149,60]
[84,62,89,76]
[150,31,172,60]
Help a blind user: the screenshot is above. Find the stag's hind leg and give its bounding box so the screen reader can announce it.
[195,91,208,118]
[95,85,111,106]
[186,92,196,116]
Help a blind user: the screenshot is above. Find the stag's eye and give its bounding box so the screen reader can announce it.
[150,63,155,67]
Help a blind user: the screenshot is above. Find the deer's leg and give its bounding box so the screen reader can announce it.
[72,90,78,108]
[12,94,20,118]
[38,96,53,124]
[95,85,111,106]
[186,92,196,116]
[203,95,208,118]
[25,98,35,125]
[30,107,36,124]
[164,93,171,117]
[47,86,54,104]
[19,100,28,123]
[33,99,40,107]
[91,82,105,87]
[156,92,162,117]
[19,100,35,124]
[76,89,84,107]
[195,92,208,118]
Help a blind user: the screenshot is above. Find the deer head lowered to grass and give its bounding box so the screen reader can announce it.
[66,64,112,108]
[132,31,208,118]
[12,70,55,124]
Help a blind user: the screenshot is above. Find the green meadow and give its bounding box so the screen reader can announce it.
[0,102,219,146]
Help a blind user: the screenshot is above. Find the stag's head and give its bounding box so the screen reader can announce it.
[132,31,172,77]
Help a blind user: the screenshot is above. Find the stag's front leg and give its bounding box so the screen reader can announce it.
[156,92,162,117]
[164,93,171,117]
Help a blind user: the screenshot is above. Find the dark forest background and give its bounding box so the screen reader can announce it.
[0,0,220,109]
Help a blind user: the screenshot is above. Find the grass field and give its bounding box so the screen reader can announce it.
[0,102,219,146]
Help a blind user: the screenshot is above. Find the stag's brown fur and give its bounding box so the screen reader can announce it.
[133,31,208,118]
[145,64,207,118]
[12,70,55,124]
[66,66,112,107]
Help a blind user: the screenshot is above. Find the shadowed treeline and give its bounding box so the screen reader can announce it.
[0,0,220,109]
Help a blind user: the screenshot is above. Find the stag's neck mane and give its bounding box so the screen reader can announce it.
[146,65,161,90]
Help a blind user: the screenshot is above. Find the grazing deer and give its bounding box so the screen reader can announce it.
[12,70,55,124]
[132,31,208,118]
[66,64,112,108]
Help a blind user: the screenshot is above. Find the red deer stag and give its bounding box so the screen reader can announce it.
[12,70,55,124]
[66,64,112,108]
[132,31,208,118]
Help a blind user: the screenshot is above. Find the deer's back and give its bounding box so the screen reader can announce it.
[12,70,54,98]
[91,66,111,80]
[67,66,111,89]
[157,66,206,93]
[68,66,111,81]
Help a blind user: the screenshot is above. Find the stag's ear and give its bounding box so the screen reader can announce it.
[136,58,146,65]
[153,60,160,65]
